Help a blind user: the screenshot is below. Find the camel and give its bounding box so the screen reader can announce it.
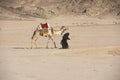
[31,26,68,48]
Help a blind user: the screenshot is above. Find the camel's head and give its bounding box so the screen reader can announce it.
[60,26,69,35]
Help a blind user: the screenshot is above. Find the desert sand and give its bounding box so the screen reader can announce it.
[0,16,120,80]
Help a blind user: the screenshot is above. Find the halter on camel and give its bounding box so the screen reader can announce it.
[31,23,68,49]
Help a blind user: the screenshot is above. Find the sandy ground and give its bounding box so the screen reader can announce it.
[0,16,120,80]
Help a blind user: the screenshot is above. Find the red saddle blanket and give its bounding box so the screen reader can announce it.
[41,23,48,28]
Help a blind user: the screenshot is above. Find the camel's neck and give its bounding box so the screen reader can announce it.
[54,30,62,35]
[54,28,66,35]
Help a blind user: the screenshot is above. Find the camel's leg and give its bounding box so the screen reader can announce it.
[31,38,35,49]
[31,31,39,49]
[51,37,57,48]
[31,40,34,49]
[34,38,38,48]
[46,38,50,48]
[31,37,38,49]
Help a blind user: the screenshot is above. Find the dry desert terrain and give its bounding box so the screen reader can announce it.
[0,16,120,80]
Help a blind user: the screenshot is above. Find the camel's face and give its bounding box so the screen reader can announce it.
[60,26,68,35]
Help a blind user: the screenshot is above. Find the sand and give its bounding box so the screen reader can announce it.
[0,16,120,80]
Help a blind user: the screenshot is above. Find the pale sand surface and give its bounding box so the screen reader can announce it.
[0,16,120,80]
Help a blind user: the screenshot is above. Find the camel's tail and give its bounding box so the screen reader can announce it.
[51,27,54,34]
[31,30,36,39]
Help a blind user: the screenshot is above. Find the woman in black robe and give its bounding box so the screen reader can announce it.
[61,32,70,49]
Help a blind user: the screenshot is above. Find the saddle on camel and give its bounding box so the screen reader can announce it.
[40,23,49,36]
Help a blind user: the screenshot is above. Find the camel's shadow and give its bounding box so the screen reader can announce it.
[12,47,58,49]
